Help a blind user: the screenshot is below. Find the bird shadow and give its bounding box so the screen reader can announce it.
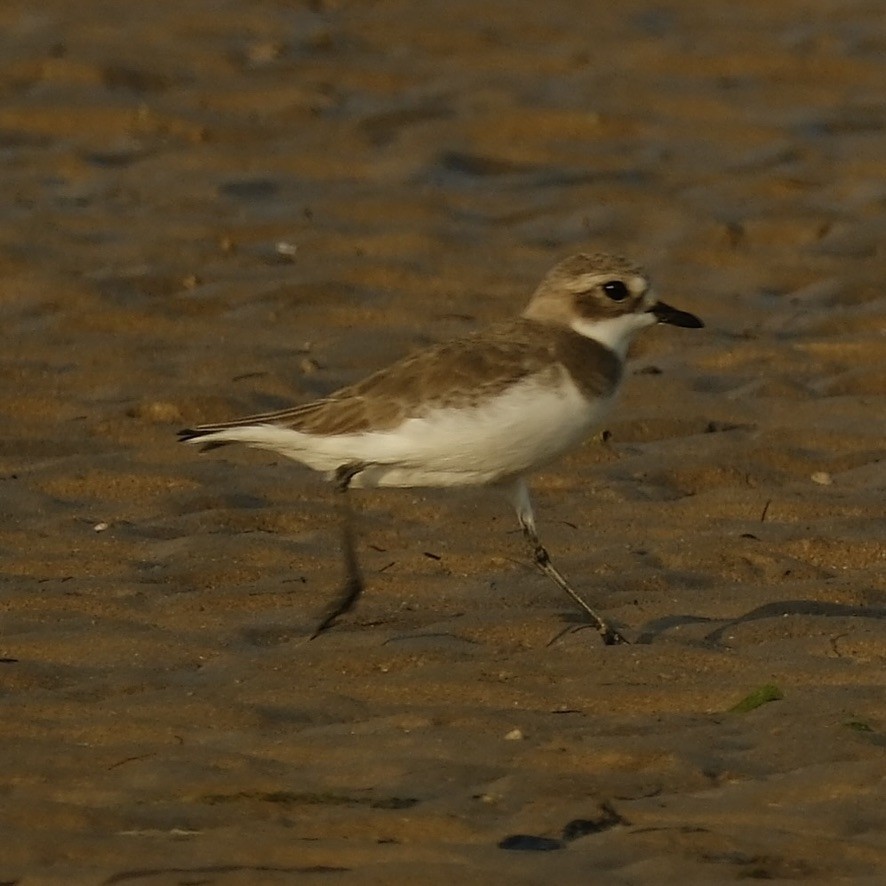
[631,599,886,647]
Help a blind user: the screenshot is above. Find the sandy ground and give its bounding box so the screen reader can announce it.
[1,0,885,882]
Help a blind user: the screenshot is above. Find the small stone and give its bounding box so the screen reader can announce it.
[275,241,298,258]
[811,471,832,486]
[504,728,524,741]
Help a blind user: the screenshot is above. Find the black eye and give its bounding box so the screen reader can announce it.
[602,280,629,301]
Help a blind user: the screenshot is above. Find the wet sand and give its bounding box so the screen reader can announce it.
[1,0,885,882]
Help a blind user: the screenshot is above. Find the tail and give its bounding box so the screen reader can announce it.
[177,427,236,452]
[178,404,357,476]
[178,399,332,453]
[177,424,290,452]
[177,421,325,462]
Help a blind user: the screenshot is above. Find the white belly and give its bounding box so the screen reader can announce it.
[252,373,617,488]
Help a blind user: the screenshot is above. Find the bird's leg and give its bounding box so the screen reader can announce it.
[310,461,366,639]
[508,478,628,646]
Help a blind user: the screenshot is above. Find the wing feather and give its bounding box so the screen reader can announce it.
[179,320,561,442]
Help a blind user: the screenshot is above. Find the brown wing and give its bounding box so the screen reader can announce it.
[185,320,563,438]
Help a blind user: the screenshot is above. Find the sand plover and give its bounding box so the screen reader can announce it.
[179,253,703,644]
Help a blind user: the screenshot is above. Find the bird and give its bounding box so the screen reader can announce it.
[179,252,703,644]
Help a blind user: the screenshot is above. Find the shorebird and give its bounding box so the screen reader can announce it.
[179,253,703,644]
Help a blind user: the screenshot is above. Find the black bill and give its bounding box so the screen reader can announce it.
[650,301,704,328]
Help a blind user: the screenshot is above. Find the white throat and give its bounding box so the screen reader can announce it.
[570,312,656,359]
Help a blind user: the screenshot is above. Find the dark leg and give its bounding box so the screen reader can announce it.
[310,462,366,639]
[508,478,628,646]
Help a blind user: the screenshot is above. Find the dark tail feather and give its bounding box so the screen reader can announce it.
[177,428,234,452]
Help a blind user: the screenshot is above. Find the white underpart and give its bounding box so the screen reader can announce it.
[188,369,618,489]
[569,310,656,359]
